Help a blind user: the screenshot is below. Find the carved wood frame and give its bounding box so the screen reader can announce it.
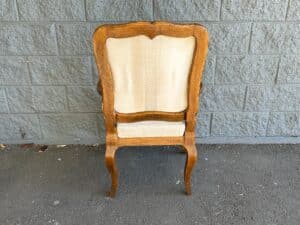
[93,21,209,197]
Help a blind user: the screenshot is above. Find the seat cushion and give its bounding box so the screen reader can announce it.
[117,121,185,138]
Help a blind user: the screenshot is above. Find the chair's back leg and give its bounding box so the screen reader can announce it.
[105,145,119,197]
[183,144,198,195]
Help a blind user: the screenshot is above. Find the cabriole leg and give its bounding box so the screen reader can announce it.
[183,144,197,195]
[105,145,118,197]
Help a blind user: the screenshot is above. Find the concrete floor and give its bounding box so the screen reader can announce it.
[0,144,299,225]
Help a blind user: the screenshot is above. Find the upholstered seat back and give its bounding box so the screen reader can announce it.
[106,35,195,113]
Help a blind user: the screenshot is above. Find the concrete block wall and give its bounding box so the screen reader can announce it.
[0,0,299,144]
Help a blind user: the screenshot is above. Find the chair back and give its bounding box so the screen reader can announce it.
[93,22,209,133]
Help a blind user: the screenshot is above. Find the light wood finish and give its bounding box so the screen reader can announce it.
[93,21,209,197]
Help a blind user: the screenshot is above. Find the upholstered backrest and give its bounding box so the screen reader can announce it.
[106,35,195,113]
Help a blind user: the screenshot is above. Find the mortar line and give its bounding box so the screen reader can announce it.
[95,110,103,140]
[214,19,292,23]
[0,85,101,87]
[274,57,281,85]
[247,23,253,53]
[0,54,94,57]
[1,20,299,24]
[285,0,291,20]
[219,0,223,21]
[89,55,95,84]
[2,53,297,57]
[1,53,299,57]
[242,86,248,111]
[83,0,88,21]
[25,56,33,85]
[213,55,218,85]
[0,111,299,115]
[37,113,44,141]
[209,113,213,136]
[265,111,271,137]
[152,0,155,21]
[0,112,102,115]
[14,0,20,21]
[195,136,300,144]
[64,85,71,112]
[2,88,11,113]
[53,24,60,56]
[2,83,300,87]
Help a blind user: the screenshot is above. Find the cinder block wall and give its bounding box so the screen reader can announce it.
[0,0,299,144]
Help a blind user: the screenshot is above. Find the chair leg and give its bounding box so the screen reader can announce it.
[105,145,118,197]
[183,144,197,195]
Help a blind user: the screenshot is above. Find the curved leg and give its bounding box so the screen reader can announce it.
[105,145,118,197]
[183,144,197,195]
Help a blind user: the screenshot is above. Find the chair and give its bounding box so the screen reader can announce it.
[93,21,209,197]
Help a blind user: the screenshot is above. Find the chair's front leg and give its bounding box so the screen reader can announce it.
[105,145,118,197]
[183,144,197,195]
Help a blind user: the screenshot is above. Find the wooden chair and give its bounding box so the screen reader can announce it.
[93,21,209,197]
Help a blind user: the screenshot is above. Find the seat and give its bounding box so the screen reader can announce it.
[117,121,186,138]
[93,21,209,197]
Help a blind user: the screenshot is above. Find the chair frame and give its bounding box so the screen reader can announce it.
[93,21,209,197]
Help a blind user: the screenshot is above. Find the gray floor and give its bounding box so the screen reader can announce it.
[0,144,299,225]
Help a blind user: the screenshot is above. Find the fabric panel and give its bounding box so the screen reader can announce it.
[117,121,186,138]
[106,35,195,113]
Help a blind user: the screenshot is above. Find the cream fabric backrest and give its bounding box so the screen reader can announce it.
[106,35,195,113]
